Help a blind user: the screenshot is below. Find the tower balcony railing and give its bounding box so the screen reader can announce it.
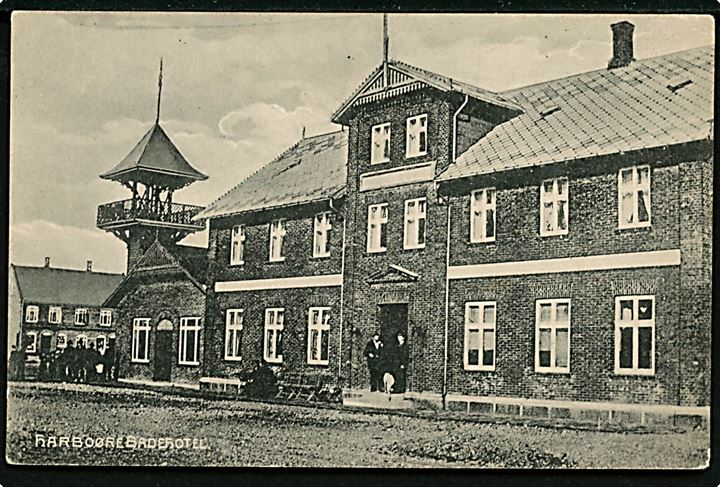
[97,198,205,228]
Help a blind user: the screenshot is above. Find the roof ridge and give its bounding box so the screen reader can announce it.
[201,130,346,214]
[502,44,713,95]
[11,264,124,276]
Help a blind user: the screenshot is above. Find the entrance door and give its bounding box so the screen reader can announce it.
[378,304,408,346]
[39,333,52,355]
[153,320,173,381]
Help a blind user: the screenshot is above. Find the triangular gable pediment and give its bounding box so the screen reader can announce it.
[368,264,420,285]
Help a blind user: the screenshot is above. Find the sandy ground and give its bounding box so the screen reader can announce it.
[5,382,709,468]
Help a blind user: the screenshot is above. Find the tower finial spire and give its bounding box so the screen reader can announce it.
[382,13,389,88]
[156,57,163,124]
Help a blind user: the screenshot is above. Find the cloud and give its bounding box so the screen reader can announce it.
[10,220,128,274]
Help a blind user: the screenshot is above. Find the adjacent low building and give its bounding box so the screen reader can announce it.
[8,258,124,361]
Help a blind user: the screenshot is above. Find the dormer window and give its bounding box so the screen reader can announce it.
[269,220,286,262]
[313,212,332,258]
[230,224,245,266]
[371,122,391,164]
[406,114,427,158]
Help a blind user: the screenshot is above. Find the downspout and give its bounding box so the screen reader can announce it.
[442,199,452,410]
[452,94,469,163]
[332,198,347,381]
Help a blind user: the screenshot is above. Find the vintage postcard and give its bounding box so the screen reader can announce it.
[6,11,713,468]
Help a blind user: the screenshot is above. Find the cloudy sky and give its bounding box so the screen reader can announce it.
[9,12,713,274]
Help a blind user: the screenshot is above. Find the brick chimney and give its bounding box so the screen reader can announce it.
[44,256,50,268]
[608,21,635,69]
[86,260,93,272]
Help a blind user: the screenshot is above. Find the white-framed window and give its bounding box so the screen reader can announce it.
[307,307,331,365]
[367,203,388,253]
[406,113,428,158]
[263,308,284,364]
[178,317,201,366]
[99,309,112,327]
[313,212,332,258]
[540,177,569,236]
[464,302,496,371]
[96,335,107,353]
[25,305,39,323]
[404,197,427,250]
[56,332,67,349]
[269,220,286,262]
[470,188,496,243]
[131,318,150,363]
[48,306,62,324]
[74,308,89,325]
[371,122,391,164]
[25,331,37,353]
[225,309,244,361]
[535,299,571,373]
[75,334,87,348]
[618,165,651,229]
[230,224,245,266]
[615,295,655,375]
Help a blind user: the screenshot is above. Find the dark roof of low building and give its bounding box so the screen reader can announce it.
[100,123,207,187]
[196,130,348,219]
[11,265,124,306]
[438,46,713,182]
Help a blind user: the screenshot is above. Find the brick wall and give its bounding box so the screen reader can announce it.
[447,267,681,405]
[116,278,206,385]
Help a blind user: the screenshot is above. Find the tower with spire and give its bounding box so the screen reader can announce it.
[96,60,208,272]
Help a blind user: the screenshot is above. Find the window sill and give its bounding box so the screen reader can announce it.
[307,360,329,367]
[224,356,243,362]
[539,231,569,238]
[405,152,428,159]
[464,366,495,372]
[535,368,570,374]
[367,248,387,254]
[370,159,390,166]
[614,369,655,377]
[470,238,496,245]
[178,362,200,367]
[229,262,245,267]
[616,223,652,232]
[264,358,283,365]
[131,359,150,364]
[312,253,332,259]
[403,244,426,251]
[267,258,286,264]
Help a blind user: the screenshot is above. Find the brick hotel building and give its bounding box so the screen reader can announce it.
[97,22,712,417]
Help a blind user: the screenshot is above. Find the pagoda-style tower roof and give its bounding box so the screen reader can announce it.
[100,122,207,190]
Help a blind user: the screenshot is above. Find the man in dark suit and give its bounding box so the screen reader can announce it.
[394,333,409,393]
[363,333,383,392]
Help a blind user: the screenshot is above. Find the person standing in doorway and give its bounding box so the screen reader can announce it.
[363,332,383,392]
[394,333,409,393]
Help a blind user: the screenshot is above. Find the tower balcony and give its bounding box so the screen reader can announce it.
[97,198,206,232]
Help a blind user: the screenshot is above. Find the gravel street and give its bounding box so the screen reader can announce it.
[6,382,709,468]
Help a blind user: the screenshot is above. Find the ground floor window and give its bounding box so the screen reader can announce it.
[132,318,150,363]
[25,331,37,353]
[307,307,330,365]
[464,302,496,370]
[76,334,88,348]
[264,308,284,364]
[535,299,571,373]
[96,335,107,353]
[56,333,67,349]
[179,317,201,366]
[225,309,243,361]
[615,295,655,375]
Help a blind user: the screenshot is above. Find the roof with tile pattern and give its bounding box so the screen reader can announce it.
[438,46,713,181]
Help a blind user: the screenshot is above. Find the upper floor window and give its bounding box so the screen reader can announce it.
[615,295,655,375]
[404,198,427,250]
[406,114,428,158]
[131,318,150,363]
[313,212,332,258]
[470,188,496,243]
[25,305,39,323]
[225,309,243,361]
[367,203,388,253]
[178,317,201,366]
[307,307,331,366]
[540,177,569,237]
[230,225,245,266]
[48,306,62,324]
[535,299,571,373]
[618,166,651,229]
[464,302,496,371]
[269,220,286,262]
[371,122,391,164]
[74,308,89,326]
[99,309,112,327]
[264,308,284,364]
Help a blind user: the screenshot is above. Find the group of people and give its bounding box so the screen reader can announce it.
[364,332,408,394]
[8,340,117,383]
